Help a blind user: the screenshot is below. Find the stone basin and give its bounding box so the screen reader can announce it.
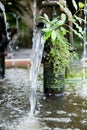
[5,49,31,67]
[5,58,31,68]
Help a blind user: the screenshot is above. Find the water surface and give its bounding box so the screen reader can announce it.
[0,68,87,130]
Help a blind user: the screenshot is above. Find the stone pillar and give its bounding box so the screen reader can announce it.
[44,62,64,96]
[41,1,65,96]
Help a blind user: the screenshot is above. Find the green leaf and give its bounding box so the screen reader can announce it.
[8,2,12,5]
[57,20,64,26]
[42,28,52,33]
[61,13,66,23]
[78,2,84,8]
[69,17,76,23]
[57,31,65,44]
[44,32,51,40]
[74,15,85,24]
[72,21,83,34]
[40,17,51,28]
[60,27,68,35]
[51,30,57,42]
[51,17,58,25]
[71,27,83,39]
[43,13,50,22]
[72,0,78,10]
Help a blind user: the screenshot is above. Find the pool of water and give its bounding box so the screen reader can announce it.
[0,68,87,130]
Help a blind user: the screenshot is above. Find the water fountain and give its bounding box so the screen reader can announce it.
[29,28,45,114]
[0,2,9,39]
[29,0,45,115]
[1,0,87,130]
[80,2,87,79]
[0,2,9,79]
[82,2,87,61]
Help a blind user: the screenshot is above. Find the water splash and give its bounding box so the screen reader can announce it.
[29,0,45,115]
[33,0,37,32]
[0,2,9,40]
[81,4,87,79]
[82,4,87,60]
[30,29,45,115]
[0,1,15,63]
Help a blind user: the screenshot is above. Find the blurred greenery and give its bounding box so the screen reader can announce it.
[7,12,32,48]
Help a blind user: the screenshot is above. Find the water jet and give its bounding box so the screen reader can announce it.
[0,2,9,79]
[0,1,87,130]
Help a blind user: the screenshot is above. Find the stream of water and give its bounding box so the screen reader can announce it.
[82,0,87,60]
[0,2,9,40]
[29,0,45,115]
[29,28,45,115]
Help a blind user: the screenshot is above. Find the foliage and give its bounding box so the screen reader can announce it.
[41,2,85,81]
